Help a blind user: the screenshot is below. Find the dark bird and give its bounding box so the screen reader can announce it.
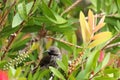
[40,46,62,68]
[33,46,62,73]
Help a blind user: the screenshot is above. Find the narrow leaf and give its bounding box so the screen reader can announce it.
[89,32,112,48]
[49,67,65,80]
[12,13,23,28]
[69,74,76,80]
[88,9,95,32]
[18,77,26,80]
[94,23,106,32]
[79,11,91,43]
[85,51,99,72]
[17,2,27,20]
[94,16,105,32]
[26,2,34,14]
[62,54,68,70]
[92,32,112,40]
[41,0,56,20]
[15,67,22,77]
[101,53,110,69]
[12,2,33,28]
[45,12,67,24]
[56,60,67,72]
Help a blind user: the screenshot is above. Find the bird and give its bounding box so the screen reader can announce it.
[39,46,62,68]
[32,46,62,73]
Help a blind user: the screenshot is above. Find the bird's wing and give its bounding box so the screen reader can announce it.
[39,55,51,67]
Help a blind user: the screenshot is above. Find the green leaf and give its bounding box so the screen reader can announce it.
[33,68,40,80]
[72,33,77,58]
[17,2,27,20]
[61,0,72,5]
[62,54,68,70]
[11,38,30,51]
[49,67,65,80]
[76,70,86,80]
[116,0,120,15]
[53,11,67,24]
[116,20,120,31]
[38,69,50,80]
[68,74,76,80]
[24,66,31,77]
[26,2,34,14]
[85,50,99,73]
[0,25,19,38]
[101,53,110,69]
[32,0,40,13]
[9,67,16,76]
[18,77,26,80]
[97,0,101,13]
[12,2,33,28]
[104,68,119,74]
[93,76,116,80]
[22,25,41,33]
[58,41,73,52]
[41,0,56,20]
[12,13,23,28]
[45,11,67,24]
[0,60,7,68]
[56,60,67,72]
[41,0,67,24]
[28,72,33,80]
[15,67,22,77]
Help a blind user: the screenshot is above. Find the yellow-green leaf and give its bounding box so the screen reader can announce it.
[79,11,91,43]
[88,9,95,32]
[94,16,105,32]
[89,32,112,48]
[92,32,111,40]
[94,23,106,32]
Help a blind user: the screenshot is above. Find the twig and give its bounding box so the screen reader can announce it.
[48,0,52,7]
[105,42,120,49]
[61,0,82,16]
[102,32,120,50]
[1,22,25,60]
[0,0,16,27]
[89,70,101,80]
[85,13,117,20]
[46,36,82,49]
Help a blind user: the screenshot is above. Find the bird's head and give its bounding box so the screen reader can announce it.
[47,46,61,56]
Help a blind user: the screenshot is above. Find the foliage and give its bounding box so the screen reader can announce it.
[0,0,120,80]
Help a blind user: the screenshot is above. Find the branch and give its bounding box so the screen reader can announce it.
[48,0,53,7]
[102,32,120,50]
[1,22,25,60]
[46,36,82,49]
[61,0,82,16]
[0,0,16,29]
[89,70,102,80]
[105,42,120,49]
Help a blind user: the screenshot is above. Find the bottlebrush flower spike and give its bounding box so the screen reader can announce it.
[98,50,105,62]
[0,70,8,80]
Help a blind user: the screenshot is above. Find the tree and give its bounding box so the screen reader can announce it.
[0,0,120,80]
